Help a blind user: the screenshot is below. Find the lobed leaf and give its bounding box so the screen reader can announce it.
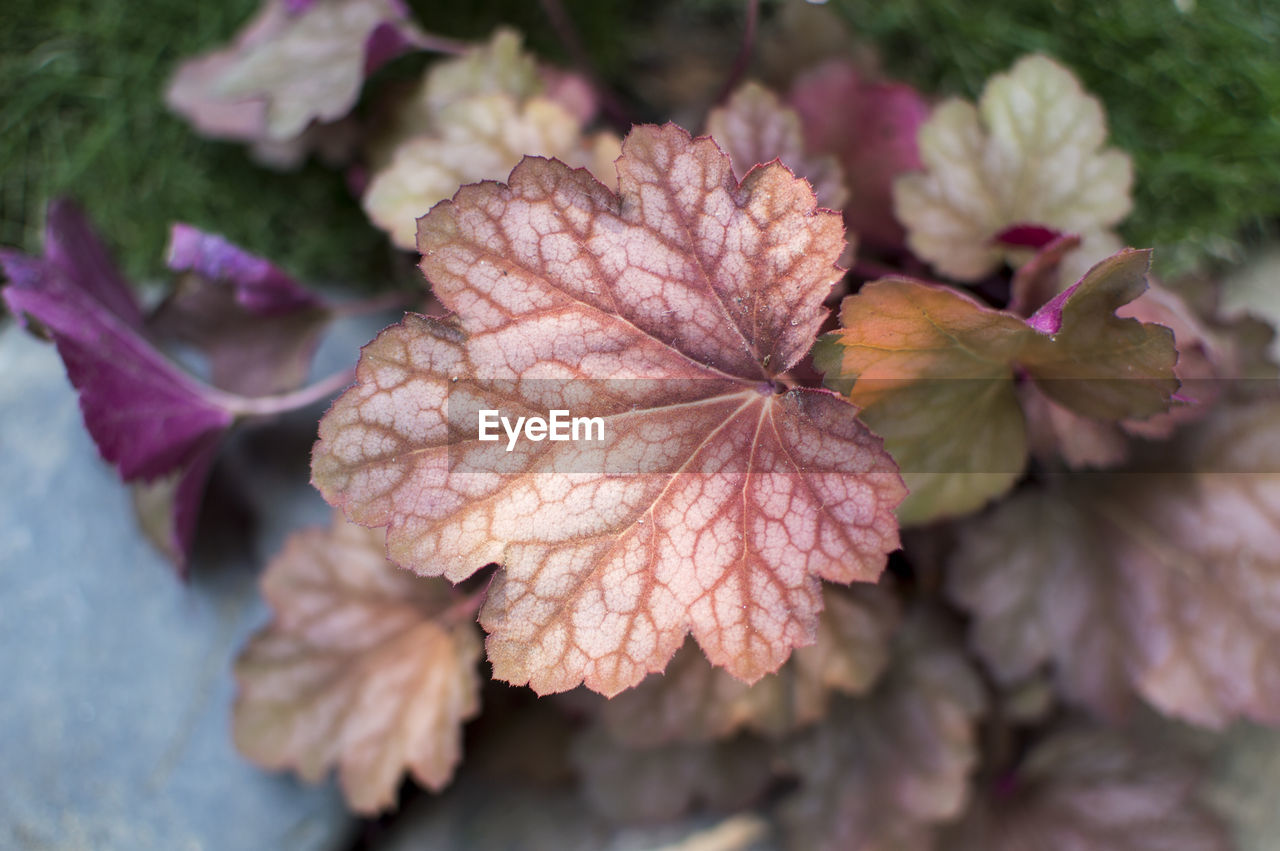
[363,29,619,250]
[364,94,617,250]
[941,728,1229,851]
[789,60,929,252]
[815,248,1178,524]
[893,54,1132,282]
[599,583,899,745]
[776,609,986,851]
[707,81,848,212]
[949,401,1280,727]
[0,202,236,572]
[166,0,427,166]
[314,123,905,696]
[234,512,482,813]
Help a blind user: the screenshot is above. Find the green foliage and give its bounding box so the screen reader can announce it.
[0,0,390,284]
[830,0,1280,271]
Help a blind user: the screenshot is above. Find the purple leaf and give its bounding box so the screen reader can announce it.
[44,199,144,330]
[155,224,332,398]
[789,61,929,252]
[166,223,324,315]
[1,204,241,575]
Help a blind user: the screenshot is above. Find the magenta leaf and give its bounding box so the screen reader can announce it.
[789,60,929,252]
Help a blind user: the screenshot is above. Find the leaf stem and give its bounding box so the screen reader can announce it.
[537,0,634,131]
[330,291,419,318]
[215,369,356,419]
[714,0,760,105]
[412,31,473,57]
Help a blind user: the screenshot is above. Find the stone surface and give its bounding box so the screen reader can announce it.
[0,324,356,850]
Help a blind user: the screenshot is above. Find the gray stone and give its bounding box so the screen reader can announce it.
[0,325,354,851]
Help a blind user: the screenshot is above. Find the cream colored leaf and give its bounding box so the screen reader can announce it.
[894,54,1132,282]
[214,0,426,140]
[233,512,482,813]
[364,94,593,249]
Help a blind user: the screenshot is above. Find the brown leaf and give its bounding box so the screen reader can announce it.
[949,402,1280,727]
[816,249,1178,524]
[572,726,774,824]
[599,583,899,745]
[942,728,1229,851]
[776,609,986,851]
[233,512,482,813]
[313,123,905,697]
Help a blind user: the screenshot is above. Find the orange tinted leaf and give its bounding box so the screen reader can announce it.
[233,513,482,813]
[815,248,1177,524]
[599,583,899,745]
[313,123,905,697]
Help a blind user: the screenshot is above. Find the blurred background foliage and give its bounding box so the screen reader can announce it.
[2,0,1277,285]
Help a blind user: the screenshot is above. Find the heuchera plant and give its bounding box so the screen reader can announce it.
[6,2,1277,847]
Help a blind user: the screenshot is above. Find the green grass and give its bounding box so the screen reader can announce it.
[4,0,1276,285]
[829,0,1280,273]
[1,1,396,285]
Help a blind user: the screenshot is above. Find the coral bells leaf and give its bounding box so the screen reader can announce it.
[788,60,929,252]
[941,728,1229,851]
[599,583,899,745]
[707,81,849,212]
[312,123,905,697]
[815,248,1178,525]
[233,513,483,813]
[894,54,1133,282]
[363,30,619,250]
[949,402,1280,727]
[0,203,236,570]
[777,609,986,851]
[152,224,332,397]
[166,0,427,166]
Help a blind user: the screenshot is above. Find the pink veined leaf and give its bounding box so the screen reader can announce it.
[788,60,929,252]
[234,512,483,813]
[597,582,899,746]
[776,608,986,851]
[313,122,906,697]
[948,401,1280,727]
[941,727,1229,851]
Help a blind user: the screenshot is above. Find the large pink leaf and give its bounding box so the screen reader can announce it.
[313,123,905,697]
